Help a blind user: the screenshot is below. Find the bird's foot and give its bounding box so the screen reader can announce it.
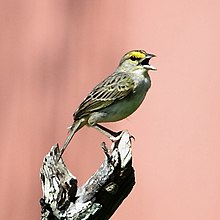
[94,124,123,142]
[109,131,123,142]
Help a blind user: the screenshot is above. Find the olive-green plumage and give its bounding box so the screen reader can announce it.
[59,50,156,157]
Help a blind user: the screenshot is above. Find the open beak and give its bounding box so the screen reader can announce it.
[140,54,157,71]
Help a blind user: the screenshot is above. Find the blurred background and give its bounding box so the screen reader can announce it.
[1,0,220,219]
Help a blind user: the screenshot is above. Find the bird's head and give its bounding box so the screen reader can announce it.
[118,50,157,71]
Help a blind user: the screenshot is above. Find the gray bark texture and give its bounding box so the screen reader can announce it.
[40,130,135,220]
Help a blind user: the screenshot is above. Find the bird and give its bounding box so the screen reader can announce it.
[58,50,156,159]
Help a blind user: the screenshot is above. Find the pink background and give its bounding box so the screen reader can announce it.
[1,1,220,219]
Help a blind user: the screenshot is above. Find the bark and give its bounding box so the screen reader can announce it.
[40,130,135,220]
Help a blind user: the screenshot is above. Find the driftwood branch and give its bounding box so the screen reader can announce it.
[40,130,135,220]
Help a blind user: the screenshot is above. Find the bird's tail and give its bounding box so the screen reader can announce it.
[58,120,82,160]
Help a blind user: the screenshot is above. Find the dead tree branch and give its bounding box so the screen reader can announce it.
[40,130,135,220]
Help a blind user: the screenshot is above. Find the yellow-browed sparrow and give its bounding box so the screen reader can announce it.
[59,50,156,158]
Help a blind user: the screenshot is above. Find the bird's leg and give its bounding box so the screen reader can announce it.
[94,124,122,141]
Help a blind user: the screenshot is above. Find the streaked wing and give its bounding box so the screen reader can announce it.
[74,72,135,120]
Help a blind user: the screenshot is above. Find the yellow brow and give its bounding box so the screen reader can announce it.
[129,51,145,59]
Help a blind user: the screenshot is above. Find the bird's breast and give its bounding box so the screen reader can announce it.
[95,76,151,123]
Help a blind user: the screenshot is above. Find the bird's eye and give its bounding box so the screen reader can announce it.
[130,56,137,61]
